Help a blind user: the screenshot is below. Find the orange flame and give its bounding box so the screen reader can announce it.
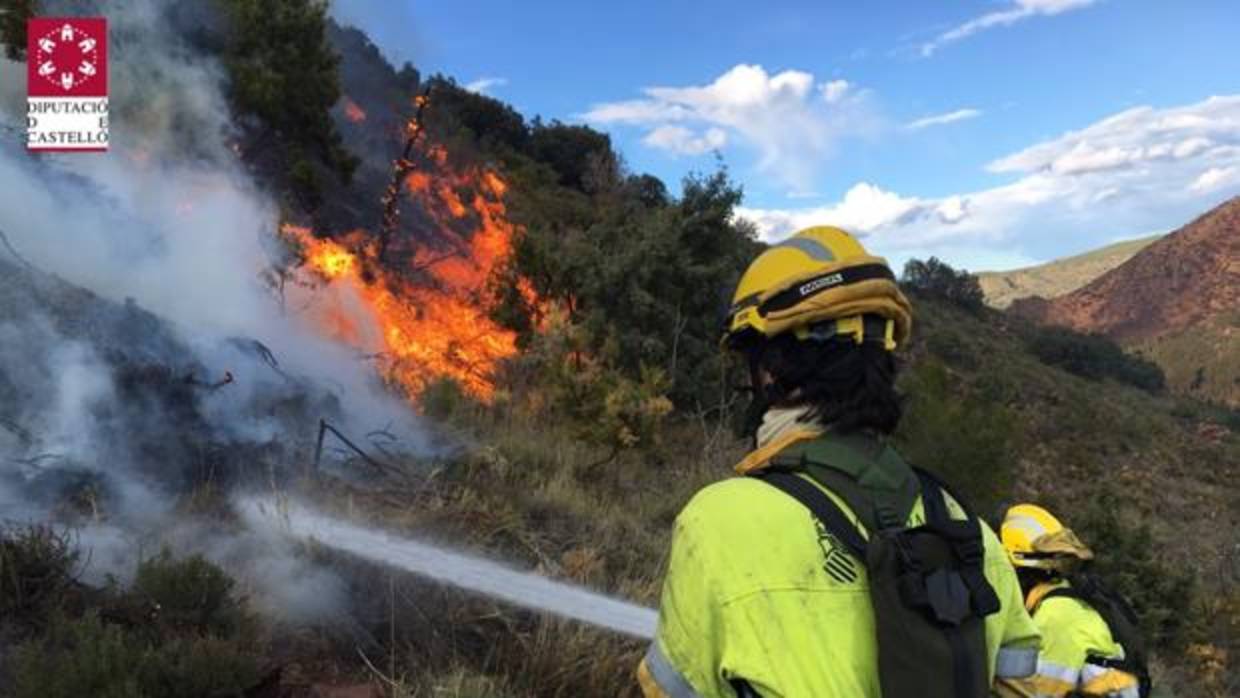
[282,156,535,403]
[342,96,366,123]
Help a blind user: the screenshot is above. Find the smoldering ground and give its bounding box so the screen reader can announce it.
[0,0,432,624]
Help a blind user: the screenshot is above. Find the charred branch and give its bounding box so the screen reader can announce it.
[376,84,434,266]
[314,418,402,479]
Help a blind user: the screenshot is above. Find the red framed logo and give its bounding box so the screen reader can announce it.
[26,17,109,152]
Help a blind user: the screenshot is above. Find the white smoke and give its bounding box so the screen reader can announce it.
[0,0,427,623]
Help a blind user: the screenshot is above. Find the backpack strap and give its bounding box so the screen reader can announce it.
[754,470,867,559]
[914,468,1001,618]
[754,466,998,698]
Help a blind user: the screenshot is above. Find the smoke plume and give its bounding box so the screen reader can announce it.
[0,0,425,623]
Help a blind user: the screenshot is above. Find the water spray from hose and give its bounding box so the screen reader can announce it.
[238,497,658,640]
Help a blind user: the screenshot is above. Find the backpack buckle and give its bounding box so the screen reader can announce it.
[954,536,984,565]
[924,568,971,627]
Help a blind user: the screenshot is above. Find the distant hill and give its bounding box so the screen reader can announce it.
[1012,197,1240,405]
[978,235,1161,309]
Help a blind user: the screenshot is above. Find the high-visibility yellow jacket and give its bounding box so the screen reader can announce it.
[637,427,1041,698]
[1012,581,1141,698]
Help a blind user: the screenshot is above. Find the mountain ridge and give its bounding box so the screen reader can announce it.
[978,235,1162,308]
[1010,196,1240,342]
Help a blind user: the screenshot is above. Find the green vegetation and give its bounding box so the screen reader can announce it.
[1137,315,1240,408]
[218,0,358,206]
[1027,325,1166,393]
[902,256,987,313]
[1071,494,1198,653]
[12,610,261,698]
[498,168,759,411]
[0,524,79,624]
[895,359,1018,516]
[0,533,263,698]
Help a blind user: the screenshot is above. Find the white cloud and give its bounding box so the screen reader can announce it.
[642,125,728,156]
[738,183,928,241]
[464,77,507,95]
[922,0,1099,56]
[582,64,876,191]
[738,95,1240,268]
[821,79,851,103]
[1191,166,1238,192]
[988,97,1240,175]
[907,108,982,130]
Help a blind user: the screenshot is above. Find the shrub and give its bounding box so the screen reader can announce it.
[1072,493,1199,653]
[132,549,252,639]
[10,551,263,698]
[10,611,262,698]
[11,612,147,698]
[1028,326,1165,393]
[902,257,986,313]
[0,524,79,624]
[895,360,1018,516]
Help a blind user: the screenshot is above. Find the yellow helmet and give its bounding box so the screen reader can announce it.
[722,226,912,351]
[1000,504,1094,571]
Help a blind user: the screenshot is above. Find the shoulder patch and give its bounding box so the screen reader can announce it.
[815,519,859,584]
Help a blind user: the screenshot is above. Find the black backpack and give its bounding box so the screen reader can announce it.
[1038,574,1152,698]
[751,436,1002,698]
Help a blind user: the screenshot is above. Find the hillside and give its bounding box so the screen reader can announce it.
[978,235,1161,308]
[1011,198,1240,406]
[1012,197,1240,341]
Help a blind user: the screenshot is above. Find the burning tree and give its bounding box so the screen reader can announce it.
[281,96,540,403]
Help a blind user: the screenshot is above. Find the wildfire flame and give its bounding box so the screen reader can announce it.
[282,149,533,403]
[342,96,366,123]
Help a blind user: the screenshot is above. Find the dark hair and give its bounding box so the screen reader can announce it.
[1015,566,1061,597]
[751,331,903,434]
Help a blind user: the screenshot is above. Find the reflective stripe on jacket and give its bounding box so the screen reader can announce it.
[1014,582,1140,698]
[637,431,1041,698]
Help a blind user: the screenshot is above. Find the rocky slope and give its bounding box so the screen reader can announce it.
[1011,197,1239,342]
[978,235,1160,309]
[1011,198,1240,405]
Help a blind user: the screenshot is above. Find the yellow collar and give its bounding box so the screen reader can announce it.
[734,426,824,475]
[1025,580,1067,613]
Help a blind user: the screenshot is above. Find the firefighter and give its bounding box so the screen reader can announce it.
[638,226,1041,698]
[1001,504,1148,698]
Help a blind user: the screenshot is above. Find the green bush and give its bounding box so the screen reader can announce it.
[902,257,986,313]
[1072,493,1199,653]
[12,612,147,698]
[1028,326,1165,393]
[0,524,79,624]
[11,611,262,698]
[895,360,1018,516]
[496,168,760,412]
[10,550,263,698]
[288,156,322,207]
[132,549,252,638]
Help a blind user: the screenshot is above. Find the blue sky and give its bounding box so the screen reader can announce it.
[332,0,1240,270]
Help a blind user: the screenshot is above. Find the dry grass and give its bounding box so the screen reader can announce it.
[285,406,744,696]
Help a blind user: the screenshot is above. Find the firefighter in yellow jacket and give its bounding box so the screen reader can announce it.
[637,226,1041,698]
[1000,504,1146,698]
